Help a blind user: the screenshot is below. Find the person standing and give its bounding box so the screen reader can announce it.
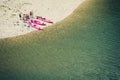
[19,13,22,20]
[30,11,33,18]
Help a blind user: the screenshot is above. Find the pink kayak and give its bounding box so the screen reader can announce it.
[31,19,46,26]
[27,21,43,30]
[27,21,32,26]
[43,19,53,23]
[36,16,42,19]
[36,16,53,23]
[32,24,43,30]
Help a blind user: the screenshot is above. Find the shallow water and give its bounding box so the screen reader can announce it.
[0,0,120,80]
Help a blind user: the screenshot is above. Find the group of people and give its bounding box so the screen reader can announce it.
[19,11,33,22]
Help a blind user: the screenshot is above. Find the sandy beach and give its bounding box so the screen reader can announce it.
[0,0,85,38]
[1,0,120,79]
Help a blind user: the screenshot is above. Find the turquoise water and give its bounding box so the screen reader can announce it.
[0,0,120,80]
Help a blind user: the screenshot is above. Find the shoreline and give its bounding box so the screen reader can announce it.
[0,0,85,39]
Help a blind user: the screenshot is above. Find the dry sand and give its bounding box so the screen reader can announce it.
[0,0,85,38]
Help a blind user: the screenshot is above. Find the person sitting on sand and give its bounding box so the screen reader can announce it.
[26,14,30,21]
[22,14,30,22]
[22,14,26,22]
